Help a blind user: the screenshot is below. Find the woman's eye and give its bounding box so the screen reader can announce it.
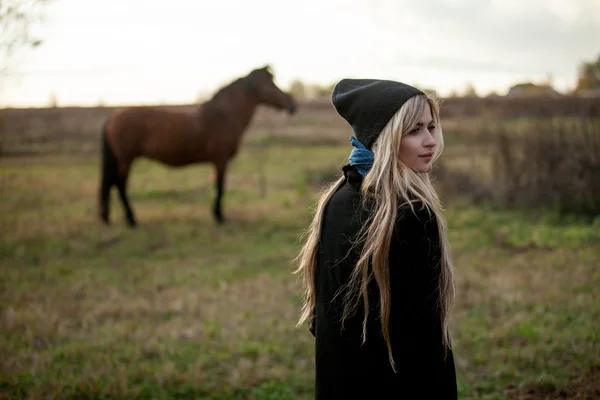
[428,125,435,131]
[410,127,419,134]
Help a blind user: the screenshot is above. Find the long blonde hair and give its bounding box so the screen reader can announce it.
[294,93,455,371]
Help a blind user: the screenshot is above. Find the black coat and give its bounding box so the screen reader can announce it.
[312,165,457,399]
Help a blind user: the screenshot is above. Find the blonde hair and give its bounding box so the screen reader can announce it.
[294,93,455,371]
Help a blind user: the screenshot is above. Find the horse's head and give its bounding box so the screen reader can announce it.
[244,65,297,115]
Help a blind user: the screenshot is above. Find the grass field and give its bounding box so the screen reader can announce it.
[1,139,599,400]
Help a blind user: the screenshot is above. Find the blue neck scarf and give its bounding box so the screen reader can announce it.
[348,136,374,177]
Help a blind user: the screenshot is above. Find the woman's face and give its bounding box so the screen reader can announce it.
[399,102,437,173]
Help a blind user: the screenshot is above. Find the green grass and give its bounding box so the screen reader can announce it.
[1,144,599,399]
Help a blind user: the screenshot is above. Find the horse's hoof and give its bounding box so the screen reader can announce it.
[126,217,138,228]
[213,209,226,225]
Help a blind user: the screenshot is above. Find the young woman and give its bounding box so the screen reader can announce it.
[295,78,457,399]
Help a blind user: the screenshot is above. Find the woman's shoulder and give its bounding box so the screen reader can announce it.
[394,201,439,239]
[397,201,437,224]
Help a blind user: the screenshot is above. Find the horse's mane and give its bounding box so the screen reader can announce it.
[205,77,247,104]
[202,66,272,105]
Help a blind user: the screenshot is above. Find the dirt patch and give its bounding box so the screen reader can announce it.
[505,366,600,399]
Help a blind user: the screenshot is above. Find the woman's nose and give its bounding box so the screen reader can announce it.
[424,131,436,148]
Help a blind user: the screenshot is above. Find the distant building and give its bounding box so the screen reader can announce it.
[507,83,562,98]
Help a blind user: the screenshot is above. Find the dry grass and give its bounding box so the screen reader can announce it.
[1,143,599,399]
[1,101,599,399]
[491,118,600,216]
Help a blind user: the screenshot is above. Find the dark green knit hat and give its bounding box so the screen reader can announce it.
[331,78,424,149]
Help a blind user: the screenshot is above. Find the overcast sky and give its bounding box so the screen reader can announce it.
[1,0,598,107]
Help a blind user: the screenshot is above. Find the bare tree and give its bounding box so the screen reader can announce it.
[0,0,50,79]
[289,79,306,100]
[0,0,50,156]
[575,54,600,93]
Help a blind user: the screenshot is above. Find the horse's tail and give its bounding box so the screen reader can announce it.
[98,118,119,223]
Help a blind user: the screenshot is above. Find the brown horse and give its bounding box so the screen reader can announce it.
[98,65,296,227]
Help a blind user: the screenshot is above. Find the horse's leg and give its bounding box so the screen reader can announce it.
[116,161,137,227]
[213,161,228,224]
[99,124,118,224]
[99,171,114,224]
